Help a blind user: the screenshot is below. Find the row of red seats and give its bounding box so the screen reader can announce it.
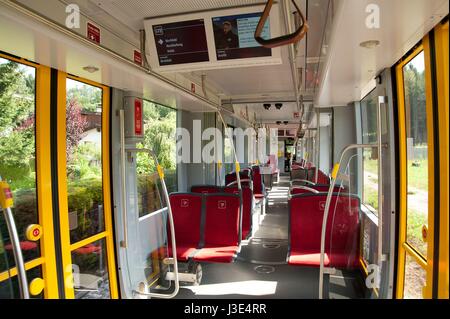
[291,161,331,185]
[225,166,266,200]
[168,192,241,263]
[224,169,252,186]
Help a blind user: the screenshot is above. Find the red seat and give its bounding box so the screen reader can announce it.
[288,194,360,268]
[224,186,253,240]
[290,185,342,196]
[168,193,203,261]
[251,166,265,197]
[193,194,240,263]
[307,167,316,182]
[317,170,331,185]
[225,171,251,186]
[290,167,308,181]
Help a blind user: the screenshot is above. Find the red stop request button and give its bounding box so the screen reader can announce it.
[26,224,43,241]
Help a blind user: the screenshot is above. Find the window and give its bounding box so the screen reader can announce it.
[402,51,428,258]
[223,124,235,174]
[360,89,379,213]
[136,101,177,217]
[0,57,39,263]
[66,78,104,244]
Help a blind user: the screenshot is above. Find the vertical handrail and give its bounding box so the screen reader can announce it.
[315,108,320,184]
[217,110,241,191]
[0,178,29,299]
[377,96,386,282]
[318,143,377,299]
[216,109,243,244]
[119,110,128,248]
[126,148,179,299]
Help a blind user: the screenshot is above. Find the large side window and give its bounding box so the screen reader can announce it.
[360,90,379,214]
[223,124,235,174]
[0,57,44,298]
[136,101,177,217]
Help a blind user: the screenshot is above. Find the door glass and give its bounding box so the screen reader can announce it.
[71,238,110,299]
[402,52,428,258]
[0,57,39,264]
[66,79,104,243]
[403,254,426,299]
[0,226,13,298]
[361,90,379,214]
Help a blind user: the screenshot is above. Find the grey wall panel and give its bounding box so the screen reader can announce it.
[333,105,358,188]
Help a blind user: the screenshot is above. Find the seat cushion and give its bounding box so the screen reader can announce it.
[288,250,330,267]
[168,244,198,262]
[193,245,239,263]
[288,250,359,268]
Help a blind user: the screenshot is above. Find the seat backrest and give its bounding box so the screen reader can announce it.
[241,168,252,178]
[290,194,331,253]
[307,167,316,182]
[328,195,360,261]
[203,194,240,247]
[223,186,253,240]
[289,193,360,266]
[291,168,307,181]
[317,170,331,185]
[290,187,318,195]
[191,185,222,194]
[251,166,264,195]
[290,185,343,195]
[169,193,203,245]
[225,171,251,186]
[313,185,341,193]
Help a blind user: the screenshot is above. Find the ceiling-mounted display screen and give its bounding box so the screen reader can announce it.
[144,3,282,72]
[212,13,271,61]
[152,19,209,66]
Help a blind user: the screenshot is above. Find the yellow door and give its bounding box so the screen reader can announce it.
[0,53,118,299]
[54,73,118,299]
[0,53,59,298]
[396,21,449,299]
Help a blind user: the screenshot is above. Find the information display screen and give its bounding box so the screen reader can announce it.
[152,19,209,66]
[212,12,271,60]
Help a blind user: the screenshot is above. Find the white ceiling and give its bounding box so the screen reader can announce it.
[93,0,267,31]
[0,1,217,112]
[317,0,449,107]
[234,102,301,122]
[90,0,326,105]
[195,46,294,97]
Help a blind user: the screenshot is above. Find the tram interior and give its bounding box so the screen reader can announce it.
[0,0,448,300]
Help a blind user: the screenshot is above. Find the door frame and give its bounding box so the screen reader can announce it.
[54,72,118,298]
[0,52,59,298]
[395,37,435,299]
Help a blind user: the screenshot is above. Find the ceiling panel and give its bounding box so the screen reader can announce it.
[197,47,294,96]
[317,0,449,107]
[93,0,267,31]
[235,101,313,123]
